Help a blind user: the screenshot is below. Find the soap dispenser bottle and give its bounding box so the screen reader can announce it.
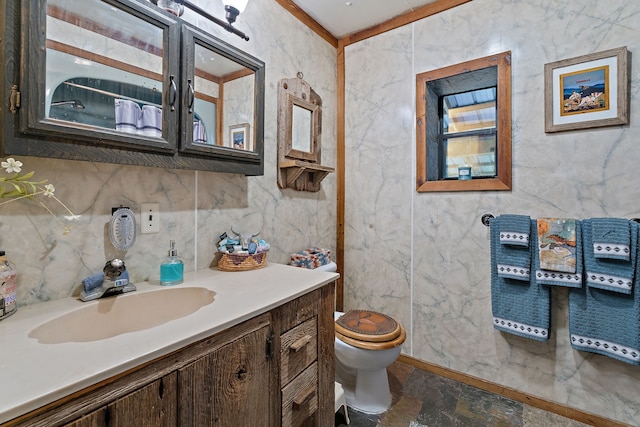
[160,240,184,286]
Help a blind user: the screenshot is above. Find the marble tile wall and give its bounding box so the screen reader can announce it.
[343,0,640,425]
[0,0,337,305]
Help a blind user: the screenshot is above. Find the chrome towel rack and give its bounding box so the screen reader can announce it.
[481,213,640,227]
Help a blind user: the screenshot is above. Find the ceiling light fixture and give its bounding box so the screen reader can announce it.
[151,0,250,41]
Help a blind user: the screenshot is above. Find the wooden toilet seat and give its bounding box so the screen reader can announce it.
[335,310,406,350]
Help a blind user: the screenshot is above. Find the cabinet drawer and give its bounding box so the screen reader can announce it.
[280,317,317,384]
[281,362,318,427]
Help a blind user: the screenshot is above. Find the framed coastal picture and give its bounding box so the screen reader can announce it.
[229,123,251,150]
[544,46,629,132]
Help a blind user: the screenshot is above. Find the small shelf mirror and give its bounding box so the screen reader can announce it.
[277,74,333,192]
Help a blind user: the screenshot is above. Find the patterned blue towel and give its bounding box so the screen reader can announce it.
[569,223,640,365]
[583,219,637,294]
[499,214,531,247]
[491,217,550,341]
[494,215,531,281]
[592,218,631,261]
[534,219,582,288]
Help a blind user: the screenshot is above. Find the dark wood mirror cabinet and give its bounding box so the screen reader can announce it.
[1,0,265,175]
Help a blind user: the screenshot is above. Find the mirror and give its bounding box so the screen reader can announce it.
[278,78,321,163]
[277,75,333,192]
[292,104,312,153]
[189,40,255,150]
[41,0,173,150]
[180,24,263,157]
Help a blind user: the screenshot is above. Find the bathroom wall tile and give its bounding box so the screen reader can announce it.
[343,25,414,351]
[3,0,337,306]
[194,0,338,269]
[343,0,640,424]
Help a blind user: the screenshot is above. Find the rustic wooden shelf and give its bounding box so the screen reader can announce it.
[278,160,334,192]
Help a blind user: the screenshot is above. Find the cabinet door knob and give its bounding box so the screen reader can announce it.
[289,334,312,352]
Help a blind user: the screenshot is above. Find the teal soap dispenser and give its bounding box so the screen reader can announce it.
[160,240,184,286]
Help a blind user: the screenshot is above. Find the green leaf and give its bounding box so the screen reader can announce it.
[3,190,24,197]
[15,171,35,181]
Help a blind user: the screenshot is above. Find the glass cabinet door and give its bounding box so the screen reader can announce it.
[179,24,264,161]
[21,0,180,152]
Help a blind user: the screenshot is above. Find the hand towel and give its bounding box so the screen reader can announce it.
[537,218,577,273]
[592,218,631,261]
[193,119,208,144]
[534,219,582,288]
[569,221,640,365]
[491,217,550,341]
[583,218,637,294]
[82,270,130,293]
[498,214,531,247]
[140,105,163,138]
[114,99,141,134]
[493,215,531,281]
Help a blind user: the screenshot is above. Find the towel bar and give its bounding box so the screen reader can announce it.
[481,213,495,226]
[481,214,640,227]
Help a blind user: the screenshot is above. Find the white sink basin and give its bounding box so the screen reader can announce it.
[29,287,215,344]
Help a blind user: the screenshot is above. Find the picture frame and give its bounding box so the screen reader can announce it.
[229,123,251,150]
[544,46,629,133]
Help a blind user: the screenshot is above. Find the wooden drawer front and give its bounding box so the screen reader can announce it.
[280,317,317,384]
[281,362,318,427]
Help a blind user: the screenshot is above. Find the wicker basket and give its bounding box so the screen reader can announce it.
[217,251,268,271]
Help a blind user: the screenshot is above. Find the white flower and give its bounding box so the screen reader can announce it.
[43,184,56,197]
[1,158,23,174]
[0,158,77,234]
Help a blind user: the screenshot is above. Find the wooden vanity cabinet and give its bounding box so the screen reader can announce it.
[6,282,335,427]
[63,374,178,427]
[177,320,274,426]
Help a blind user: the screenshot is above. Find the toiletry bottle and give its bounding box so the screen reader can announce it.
[160,240,184,286]
[0,251,18,320]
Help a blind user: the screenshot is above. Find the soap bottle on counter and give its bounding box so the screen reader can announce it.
[0,251,18,320]
[160,240,184,286]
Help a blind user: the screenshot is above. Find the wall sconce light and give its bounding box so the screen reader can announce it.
[151,0,251,41]
[223,0,249,25]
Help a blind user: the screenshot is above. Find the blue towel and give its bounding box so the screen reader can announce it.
[82,270,130,293]
[493,215,531,281]
[569,223,640,365]
[592,218,631,261]
[583,219,637,294]
[498,214,531,247]
[491,217,550,341]
[534,219,582,288]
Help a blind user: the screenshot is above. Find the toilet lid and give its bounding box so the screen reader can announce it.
[335,325,406,350]
[335,310,401,342]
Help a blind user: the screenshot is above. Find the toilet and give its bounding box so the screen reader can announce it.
[334,309,406,414]
[307,260,405,414]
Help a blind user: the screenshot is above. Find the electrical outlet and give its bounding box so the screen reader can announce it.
[140,203,160,234]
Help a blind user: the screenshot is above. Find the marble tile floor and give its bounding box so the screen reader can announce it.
[335,360,591,427]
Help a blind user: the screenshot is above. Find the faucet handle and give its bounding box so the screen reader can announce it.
[103,258,126,281]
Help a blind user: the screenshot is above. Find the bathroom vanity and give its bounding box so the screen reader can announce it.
[0,264,337,426]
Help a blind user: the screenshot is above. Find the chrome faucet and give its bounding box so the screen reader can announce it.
[79,259,136,302]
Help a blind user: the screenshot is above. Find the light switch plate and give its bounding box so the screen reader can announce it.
[140,203,160,234]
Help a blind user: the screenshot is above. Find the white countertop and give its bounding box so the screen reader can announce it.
[0,263,338,424]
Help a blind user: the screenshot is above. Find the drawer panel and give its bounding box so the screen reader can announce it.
[281,362,318,427]
[280,317,317,384]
